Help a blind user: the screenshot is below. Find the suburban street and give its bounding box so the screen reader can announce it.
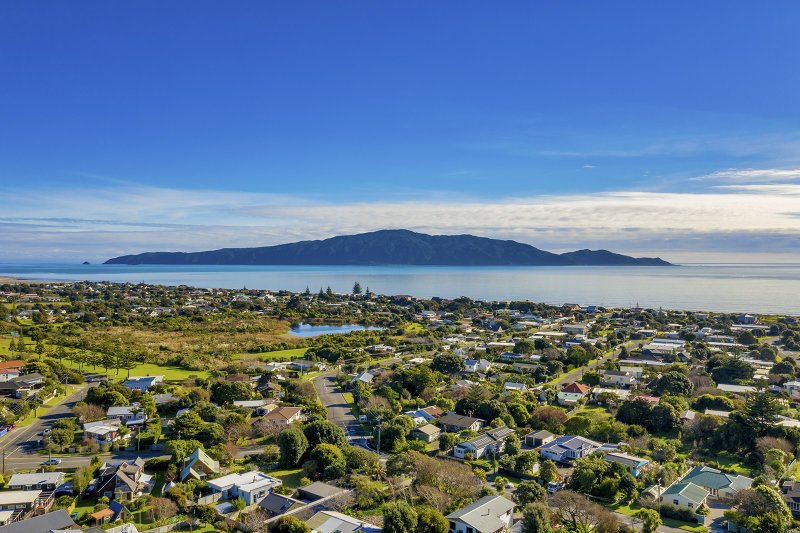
[0,383,92,465]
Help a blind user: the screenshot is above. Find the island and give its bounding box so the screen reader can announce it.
[105,229,672,266]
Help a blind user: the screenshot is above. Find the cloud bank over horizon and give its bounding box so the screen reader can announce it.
[3,167,800,264]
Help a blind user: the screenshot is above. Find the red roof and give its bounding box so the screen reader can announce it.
[635,394,660,404]
[0,360,24,370]
[563,382,591,394]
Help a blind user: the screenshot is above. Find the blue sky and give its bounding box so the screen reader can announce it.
[2,2,800,262]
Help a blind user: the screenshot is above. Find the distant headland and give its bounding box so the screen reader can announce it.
[104,229,672,267]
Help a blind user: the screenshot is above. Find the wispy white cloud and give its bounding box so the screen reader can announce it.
[692,168,800,183]
[2,179,800,262]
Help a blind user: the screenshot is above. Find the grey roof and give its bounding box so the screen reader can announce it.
[486,425,515,441]
[527,429,554,439]
[447,495,515,533]
[0,510,75,533]
[259,492,303,514]
[297,481,345,501]
[540,435,602,454]
[603,452,649,469]
[439,413,482,428]
[8,472,64,486]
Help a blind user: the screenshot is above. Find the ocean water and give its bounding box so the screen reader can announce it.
[1,263,800,314]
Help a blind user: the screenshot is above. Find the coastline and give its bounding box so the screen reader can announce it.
[0,276,53,285]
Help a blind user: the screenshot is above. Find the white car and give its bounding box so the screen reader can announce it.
[43,458,62,465]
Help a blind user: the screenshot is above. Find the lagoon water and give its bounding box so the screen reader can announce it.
[288,322,383,337]
[2,263,800,314]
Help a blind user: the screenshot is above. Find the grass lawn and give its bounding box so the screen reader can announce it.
[269,467,303,488]
[572,404,612,421]
[59,359,210,381]
[72,495,99,518]
[237,347,309,361]
[699,452,753,476]
[609,501,707,533]
[16,393,68,426]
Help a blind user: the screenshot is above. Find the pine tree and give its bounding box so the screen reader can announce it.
[352,281,362,295]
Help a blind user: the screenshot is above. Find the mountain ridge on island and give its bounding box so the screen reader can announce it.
[104,229,673,266]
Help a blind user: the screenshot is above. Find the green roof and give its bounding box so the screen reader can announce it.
[682,466,752,491]
[663,482,709,504]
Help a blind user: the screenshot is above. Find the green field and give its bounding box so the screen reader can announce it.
[269,467,303,488]
[237,347,309,361]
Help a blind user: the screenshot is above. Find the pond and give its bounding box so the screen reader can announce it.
[288,322,383,337]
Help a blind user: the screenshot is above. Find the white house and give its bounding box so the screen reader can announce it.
[446,495,515,533]
[207,472,282,505]
[661,482,709,510]
[464,359,492,373]
[599,370,638,388]
[107,406,147,426]
[122,376,163,392]
[539,435,616,463]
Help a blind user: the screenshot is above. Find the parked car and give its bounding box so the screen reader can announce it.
[43,458,62,465]
[547,481,563,493]
[42,428,51,435]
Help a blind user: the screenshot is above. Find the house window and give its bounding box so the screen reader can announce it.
[688,503,693,508]
[449,521,456,531]
[673,500,679,506]
[466,528,473,533]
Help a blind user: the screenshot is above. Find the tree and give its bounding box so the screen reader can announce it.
[310,443,346,478]
[652,371,694,396]
[303,419,347,448]
[278,427,309,467]
[514,480,546,506]
[742,383,780,434]
[515,340,535,355]
[175,411,205,438]
[194,504,218,524]
[540,460,558,483]
[439,432,458,453]
[269,516,311,533]
[431,353,465,374]
[416,506,448,533]
[636,508,661,533]
[352,281,362,295]
[505,434,521,456]
[521,502,551,533]
[383,500,418,533]
[149,497,178,522]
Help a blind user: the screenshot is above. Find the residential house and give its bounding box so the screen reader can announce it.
[412,424,442,443]
[737,314,758,324]
[539,435,616,463]
[258,492,304,518]
[96,457,153,501]
[464,359,492,373]
[0,360,25,373]
[503,382,527,393]
[446,495,515,533]
[90,501,130,526]
[232,400,276,416]
[0,491,52,521]
[599,370,638,388]
[306,511,382,533]
[107,406,147,426]
[7,473,65,491]
[592,388,630,401]
[782,480,800,515]
[289,360,326,372]
[0,370,20,383]
[454,426,515,459]
[603,452,650,477]
[296,482,346,502]
[0,509,75,531]
[207,472,282,506]
[83,420,123,444]
[352,371,374,385]
[679,465,753,499]
[420,405,445,419]
[439,413,484,433]
[180,448,221,482]
[525,430,555,448]
[122,376,163,392]
[262,406,302,425]
[562,323,590,335]
[784,381,800,395]
[557,383,591,406]
[619,366,643,378]
[511,362,545,374]
[634,394,660,405]
[661,482,709,511]
[0,374,45,398]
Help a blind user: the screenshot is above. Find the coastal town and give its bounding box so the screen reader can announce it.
[0,280,799,533]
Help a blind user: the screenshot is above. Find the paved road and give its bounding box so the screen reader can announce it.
[0,384,92,462]
[312,358,399,448]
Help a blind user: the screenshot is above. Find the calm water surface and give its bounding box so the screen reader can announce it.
[2,263,800,314]
[288,322,383,337]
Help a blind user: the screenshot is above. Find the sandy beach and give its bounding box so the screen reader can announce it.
[0,276,52,285]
